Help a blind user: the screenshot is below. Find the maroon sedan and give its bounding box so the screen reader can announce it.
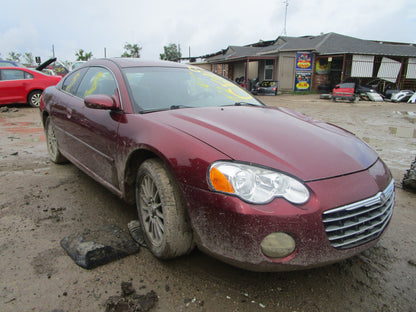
[0,67,61,107]
[39,58,394,271]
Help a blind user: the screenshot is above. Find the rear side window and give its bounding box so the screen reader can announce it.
[75,67,117,99]
[0,69,33,81]
[337,83,355,89]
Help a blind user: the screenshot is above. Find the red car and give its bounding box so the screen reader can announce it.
[332,82,356,102]
[0,67,61,107]
[40,58,394,271]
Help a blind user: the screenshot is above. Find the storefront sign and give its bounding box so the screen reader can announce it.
[295,72,312,91]
[296,52,313,71]
[315,59,331,74]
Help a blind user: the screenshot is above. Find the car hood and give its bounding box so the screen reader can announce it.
[152,106,378,181]
[36,57,57,71]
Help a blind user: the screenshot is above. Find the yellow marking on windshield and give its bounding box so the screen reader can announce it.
[187,67,254,102]
[216,87,253,101]
[188,66,202,73]
[188,70,209,88]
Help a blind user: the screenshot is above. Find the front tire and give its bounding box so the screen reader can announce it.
[136,159,193,259]
[28,90,42,107]
[45,116,67,164]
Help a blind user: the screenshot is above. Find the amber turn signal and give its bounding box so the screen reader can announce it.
[209,166,235,193]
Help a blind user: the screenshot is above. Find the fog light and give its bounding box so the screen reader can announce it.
[260,232,295,259]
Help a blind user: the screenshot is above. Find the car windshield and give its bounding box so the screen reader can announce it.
[123,66,263,113]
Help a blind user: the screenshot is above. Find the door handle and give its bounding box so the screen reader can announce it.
[66,108,73,119]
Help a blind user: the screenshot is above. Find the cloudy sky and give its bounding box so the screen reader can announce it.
[1,0,415,64]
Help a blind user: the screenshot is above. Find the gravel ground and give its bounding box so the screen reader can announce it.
[0,94,415,312]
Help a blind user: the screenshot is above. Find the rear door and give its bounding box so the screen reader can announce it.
[0,69,32,104]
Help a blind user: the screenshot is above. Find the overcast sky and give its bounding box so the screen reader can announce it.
[1,0,415,64]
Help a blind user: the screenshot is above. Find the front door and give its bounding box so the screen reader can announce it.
[54,66,121,188]
[278,55,296,91]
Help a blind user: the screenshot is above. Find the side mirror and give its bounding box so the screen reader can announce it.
[84,94,118,110]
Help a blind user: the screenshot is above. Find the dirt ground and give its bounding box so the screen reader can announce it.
[0,94,415,312]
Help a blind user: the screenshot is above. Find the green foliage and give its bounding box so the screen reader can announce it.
[22,52,34,66]
[75,49,93,61]
[121,43,142,58]
[7,51,22,63]
[160,43,181,62]
[61,60,72,68]
[6,52,35,65]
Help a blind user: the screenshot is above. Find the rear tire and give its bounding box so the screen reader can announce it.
[45,116,67,164]
[28,90,42,108]
[135,159,193,259]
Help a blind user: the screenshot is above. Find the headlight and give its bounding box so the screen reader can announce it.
[208,161,309,205]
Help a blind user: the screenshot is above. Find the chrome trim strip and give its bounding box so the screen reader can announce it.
[324,196,394,230]
[322,180,395,249]
[323,179,394,215]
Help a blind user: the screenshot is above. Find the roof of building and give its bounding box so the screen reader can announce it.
[205,32,416,63]
[205,46,261,62]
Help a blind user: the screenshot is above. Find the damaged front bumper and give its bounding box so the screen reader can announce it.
[182,159,394,271]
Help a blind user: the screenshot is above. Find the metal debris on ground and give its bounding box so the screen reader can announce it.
[128,220,148,247]
[60,225,140,269]
[402,156,416,192]
[105,282,158,312]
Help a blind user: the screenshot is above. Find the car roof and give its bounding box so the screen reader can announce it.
[1,66,35,71]
[0,66,28,70]
[0,60,21,67]
[86,58,189,69]
[0,66,49,76]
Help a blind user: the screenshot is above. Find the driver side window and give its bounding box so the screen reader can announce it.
[76,67,117,99]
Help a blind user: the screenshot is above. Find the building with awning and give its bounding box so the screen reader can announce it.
[200,33,416,93]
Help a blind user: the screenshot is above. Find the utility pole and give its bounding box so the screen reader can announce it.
[52,44,55,58]
[283,0,289,36]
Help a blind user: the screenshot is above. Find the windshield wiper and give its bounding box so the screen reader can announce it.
[232,102,262,107]
[170,105,191,110]
[138,105,191,113]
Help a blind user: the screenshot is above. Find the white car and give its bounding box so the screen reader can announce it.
[391,90,414,102]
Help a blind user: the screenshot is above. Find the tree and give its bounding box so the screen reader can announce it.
[160,43,181,62]
[61,60,72,69]
[22,52,34,66]
[75,49,93,61]
[7,51,22,63]
[121,43,142,58]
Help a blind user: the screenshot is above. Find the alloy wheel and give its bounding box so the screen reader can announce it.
[138,174,165,247]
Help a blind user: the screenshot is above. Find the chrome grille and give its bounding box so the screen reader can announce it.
[322,180,394,249]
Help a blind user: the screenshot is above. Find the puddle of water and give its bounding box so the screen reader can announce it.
[5,126,43,134]
[389,127,416,138]
[0,121,45,142]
